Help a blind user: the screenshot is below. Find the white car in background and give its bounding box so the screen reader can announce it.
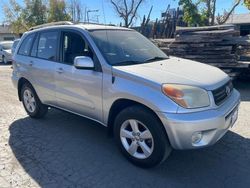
[11,39,21,55]
[0,41,14,64]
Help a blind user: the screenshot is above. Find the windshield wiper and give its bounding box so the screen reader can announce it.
[144,56,168,63]
[113,57,168,66]
[113,60,144,66]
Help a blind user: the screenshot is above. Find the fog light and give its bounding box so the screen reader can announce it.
[192,132,203,144]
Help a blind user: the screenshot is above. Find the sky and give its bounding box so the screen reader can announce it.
[0,0,249,26]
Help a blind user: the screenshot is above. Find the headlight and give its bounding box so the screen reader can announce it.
[162,84,210,108]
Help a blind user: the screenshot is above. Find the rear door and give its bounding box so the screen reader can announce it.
[27,30,59,104]
[54,30,103,122]
[15,33,36,84]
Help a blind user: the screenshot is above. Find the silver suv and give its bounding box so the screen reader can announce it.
[12,22,240,167]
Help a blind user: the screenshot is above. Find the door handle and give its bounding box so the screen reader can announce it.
[28,61,33,66]
[56,67,64,74]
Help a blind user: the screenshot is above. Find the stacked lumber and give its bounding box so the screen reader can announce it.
[235,35,250,61]
[154,25,250,79]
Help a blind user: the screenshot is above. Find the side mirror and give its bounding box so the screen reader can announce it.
[74,56,94,70]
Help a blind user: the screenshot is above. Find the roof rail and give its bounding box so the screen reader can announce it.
[77,22,116,26]
[29,21,73,31]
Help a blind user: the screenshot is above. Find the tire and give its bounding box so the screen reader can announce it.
[114,105,172,168]
[21,82,48,118]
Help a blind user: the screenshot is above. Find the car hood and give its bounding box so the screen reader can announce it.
[112,57,230,90]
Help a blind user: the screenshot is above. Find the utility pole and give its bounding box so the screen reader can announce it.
[87,9,99,23]
[84,7,87,22]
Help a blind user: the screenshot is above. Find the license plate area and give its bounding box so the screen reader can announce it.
[225,105,239,128]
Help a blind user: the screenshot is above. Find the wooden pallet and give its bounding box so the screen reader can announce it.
[154,25,250,79]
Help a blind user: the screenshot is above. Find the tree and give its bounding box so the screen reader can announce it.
[245,0,250,9]
[22,0,47,27]
[48,0,71,22]
[216,0,241,24]
[68,0,84,22]
[179,0,205,26]
[111,0,144,27]
[2,0,78,34]
[179,0,241,26]
[3,0,29,33]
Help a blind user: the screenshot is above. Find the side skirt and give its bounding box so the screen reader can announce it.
[46,103,107,127]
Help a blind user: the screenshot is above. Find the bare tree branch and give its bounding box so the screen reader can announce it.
[111,0,144,27]
[127,0,135,15]
[217,0,241,24]
[111,0,123,16]
[211,0,216,25]
[127,0,143,26]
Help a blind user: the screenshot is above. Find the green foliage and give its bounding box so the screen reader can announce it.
[179,0,205,26]
[3,0,72,33]
[48,0,71,22]
[179,0,243,26]
[22,0,47,27]
[245,0,250,9]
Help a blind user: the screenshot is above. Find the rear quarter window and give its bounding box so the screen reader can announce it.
[18,34,35,56]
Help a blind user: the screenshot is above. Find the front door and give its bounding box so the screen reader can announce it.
[55,31,103,122]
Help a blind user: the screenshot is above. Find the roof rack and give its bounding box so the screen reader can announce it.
[29,21,73,31]
[77,22,116,26]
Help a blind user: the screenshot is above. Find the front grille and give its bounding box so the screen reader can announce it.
[212,81,233,106]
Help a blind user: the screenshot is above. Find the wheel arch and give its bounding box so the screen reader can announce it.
[17,77,32,101]
[107,98,167,137]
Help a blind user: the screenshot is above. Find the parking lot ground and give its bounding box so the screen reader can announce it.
[1,64,250,188]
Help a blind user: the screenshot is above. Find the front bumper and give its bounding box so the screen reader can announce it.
[157,89,241,150]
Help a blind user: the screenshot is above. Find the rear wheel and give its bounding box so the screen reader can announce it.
[114,105,172,168]
[21,83,48,118]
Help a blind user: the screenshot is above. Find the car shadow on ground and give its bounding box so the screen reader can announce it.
[0,63,11,66]
[8,106,250,188]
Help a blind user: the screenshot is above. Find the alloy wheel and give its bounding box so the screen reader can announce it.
[120,119,154,159]
[23,89,36,113]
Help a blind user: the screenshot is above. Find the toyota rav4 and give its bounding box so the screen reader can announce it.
[12,22,240,167]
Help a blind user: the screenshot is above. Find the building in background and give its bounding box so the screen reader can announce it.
[226,13,250,36]
[0,25,19,41]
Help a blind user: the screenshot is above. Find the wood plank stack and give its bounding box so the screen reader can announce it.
[235,35,250,61]
[154,25,250,79]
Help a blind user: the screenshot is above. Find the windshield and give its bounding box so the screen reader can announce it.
[1,42,13,50]
[90,30,168,66]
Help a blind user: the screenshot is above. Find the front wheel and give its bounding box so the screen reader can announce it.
[114,105,172,168]
[21,83,48,118]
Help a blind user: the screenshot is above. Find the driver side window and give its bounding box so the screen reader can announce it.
[62,31,93,65]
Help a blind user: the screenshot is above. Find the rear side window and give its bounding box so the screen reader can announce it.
[37,31,58,61]
[18,34,35,56]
